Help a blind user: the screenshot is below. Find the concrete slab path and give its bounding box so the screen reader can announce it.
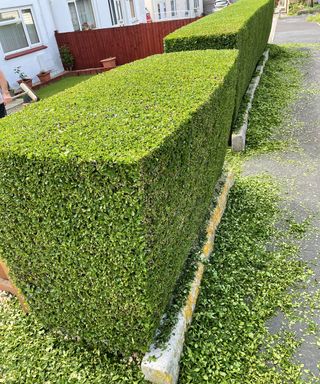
[244,15,320,378]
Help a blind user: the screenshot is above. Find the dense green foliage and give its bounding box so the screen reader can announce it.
[0,50,238,355]
[0,176,310,383]
[164,0,274,120]
[289,2,320,16]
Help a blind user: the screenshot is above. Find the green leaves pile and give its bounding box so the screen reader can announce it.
[0,50,238,354]
[164,0,274,121]
[245,44,308,152]
[178,176,309,383]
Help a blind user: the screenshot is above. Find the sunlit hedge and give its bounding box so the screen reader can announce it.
[0,49,238,354]
[165,0,274,121]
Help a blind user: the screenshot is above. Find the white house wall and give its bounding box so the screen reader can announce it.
[0,0,63,88]
[50,0,146,31]
[144,0,153,18]
[149,0,202,21]
[49,0,75,32]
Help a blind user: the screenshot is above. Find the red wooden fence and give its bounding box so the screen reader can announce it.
[55,19,198,70]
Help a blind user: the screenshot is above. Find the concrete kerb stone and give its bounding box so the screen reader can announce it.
[141,171,235,384]
[269,10,280,43]
[231,49,270,153]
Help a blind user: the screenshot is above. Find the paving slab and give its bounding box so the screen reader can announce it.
[6,99,23,115]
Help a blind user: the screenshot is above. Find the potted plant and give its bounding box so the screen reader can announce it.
[14,66,33,88]
[100,57,117,70]
[37,69,51,83]
[59,45,75,71]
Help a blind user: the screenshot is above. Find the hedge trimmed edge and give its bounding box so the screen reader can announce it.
[0,50,238,355]
[164,0,274,122]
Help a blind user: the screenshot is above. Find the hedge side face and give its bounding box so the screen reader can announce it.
[164,0,274,120]
[0,50,237,354]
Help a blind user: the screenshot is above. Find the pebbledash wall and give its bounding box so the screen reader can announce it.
[0,0,146,89]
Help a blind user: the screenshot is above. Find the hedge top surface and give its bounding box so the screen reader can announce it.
[165,0,272,44]
[0,50,238,164]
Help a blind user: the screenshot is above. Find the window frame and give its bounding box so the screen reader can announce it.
[67,0,97,31]
[0,6,42,56]
[170,0,177,17]
[127,0,137,23]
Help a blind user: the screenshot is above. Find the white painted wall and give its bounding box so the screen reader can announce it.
[50,0,146,31]
[0,0,64,89]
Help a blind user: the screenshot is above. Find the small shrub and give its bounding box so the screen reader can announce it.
[59,45,75,70]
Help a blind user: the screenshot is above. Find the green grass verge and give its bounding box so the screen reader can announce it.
[36,75,93,99]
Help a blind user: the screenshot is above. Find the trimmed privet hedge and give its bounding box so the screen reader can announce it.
[164,0,274,121]
[0,50,238,354]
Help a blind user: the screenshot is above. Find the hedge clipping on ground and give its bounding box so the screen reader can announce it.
[164,0,274,120]
[0,50,238,355]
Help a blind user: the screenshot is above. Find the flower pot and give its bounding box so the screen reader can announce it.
[100,57,117,69]
[17,78,33,88]
[37,71,51,83]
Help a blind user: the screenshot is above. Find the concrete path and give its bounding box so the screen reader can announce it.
[274,15,320,44]
[244,16,320,378]
[6,99,23,115]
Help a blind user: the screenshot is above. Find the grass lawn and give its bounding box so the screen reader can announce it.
[35,75,93,100]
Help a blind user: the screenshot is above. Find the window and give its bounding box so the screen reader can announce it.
[68,0,96,31]
[108,0,124,25]
[0,8,40,54]
[128,0,136,19]
[194,0,199,8]
[157,3,161,19]
[171,0,176,16]
[185,0,190,15]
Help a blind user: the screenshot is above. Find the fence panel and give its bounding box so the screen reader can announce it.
[55,19,198,70]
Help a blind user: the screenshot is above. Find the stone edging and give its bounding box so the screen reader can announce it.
[231,49,270,153]
[141,171,235,384]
